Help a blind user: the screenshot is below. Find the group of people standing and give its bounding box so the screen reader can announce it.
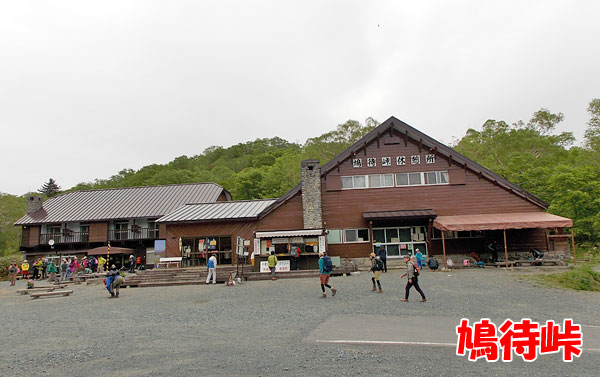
[6,255,109,285]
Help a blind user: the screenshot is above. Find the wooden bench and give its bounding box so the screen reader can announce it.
[17,287,56,295]
[31,290,73,299]
[157,257,183,269]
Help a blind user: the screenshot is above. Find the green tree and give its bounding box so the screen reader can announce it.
[38,178,61,197]
[584,98,600,150]
[0,194,25,255]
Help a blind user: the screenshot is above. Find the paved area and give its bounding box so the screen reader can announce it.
[0,268,598,376]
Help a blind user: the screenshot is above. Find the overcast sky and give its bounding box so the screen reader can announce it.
[1,1,599,196]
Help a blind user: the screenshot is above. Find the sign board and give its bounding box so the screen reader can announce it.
[271,237,289,244]
[318,236,326,253]
[154,240,166,255]
[260,260,290,273]
[290,237,304,244]
[253,239,260,255]
[243,240,251,246]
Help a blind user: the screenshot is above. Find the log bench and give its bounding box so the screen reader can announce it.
[31,290,74,299]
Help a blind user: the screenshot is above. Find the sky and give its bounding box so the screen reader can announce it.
[1,1,599,196]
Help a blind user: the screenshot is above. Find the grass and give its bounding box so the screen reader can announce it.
[531,266,600,292]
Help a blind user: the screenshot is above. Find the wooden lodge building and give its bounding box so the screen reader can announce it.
[16,117,574,268]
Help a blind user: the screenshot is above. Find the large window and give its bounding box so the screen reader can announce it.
[368,174,394,188]
[327,228,370,244]
[342,171,449,190]
[425,171,449,185]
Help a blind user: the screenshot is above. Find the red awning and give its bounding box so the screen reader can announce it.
[433,212,573,231]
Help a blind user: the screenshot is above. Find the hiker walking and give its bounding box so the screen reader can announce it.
[400,255,426,302]
[206,253,217,284]
[268,251,278,280]
[415,249,423,269]
[318,252,336,298]
[370,252,383,293]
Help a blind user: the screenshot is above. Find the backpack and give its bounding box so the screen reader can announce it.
[375,258,384,271]
[322,255,333,273]
[413,264,420,277]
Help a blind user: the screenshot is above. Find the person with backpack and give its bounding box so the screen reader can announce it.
[290,246,301,270]
[41,258,48,280]
[267,251,278,280]
[400,255,426,302]
[378,245,387,272]
[47,259,57,282]
[318,252,336,298]
[8,263,18,286]
[206,253,217,284]
[369,252,383,293]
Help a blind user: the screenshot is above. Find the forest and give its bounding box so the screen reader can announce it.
[1,100,599,256]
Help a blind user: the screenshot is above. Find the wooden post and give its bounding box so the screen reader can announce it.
[571,227,576,266]
[368,221,374,254]
[442,231,447,269]
[503,229,508,269]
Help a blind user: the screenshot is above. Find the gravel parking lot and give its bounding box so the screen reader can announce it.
[1,268,598,377]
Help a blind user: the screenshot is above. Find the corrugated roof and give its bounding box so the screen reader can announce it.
[157,199,277,223]
[363,209,437,221]
[15,183,227,225]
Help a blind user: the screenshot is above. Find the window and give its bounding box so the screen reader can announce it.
[432,229,484,239]
[344,229,369,243]
[373,226,427,257]
[425,171,449,185]
[341,175,367,189]
[368,174,394,188]
[327,230,343,244]
[396,172,422,186]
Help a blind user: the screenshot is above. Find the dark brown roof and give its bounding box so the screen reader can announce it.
[363,209,437,221]
[262,116,547,215]
[15,183,229,225]
[157,199,277,223]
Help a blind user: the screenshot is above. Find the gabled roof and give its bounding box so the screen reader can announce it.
[157,199,277,223]
[261,116,547,216]
[15,183,231,225]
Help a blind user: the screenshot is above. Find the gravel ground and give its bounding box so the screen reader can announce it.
[0,268,598,377]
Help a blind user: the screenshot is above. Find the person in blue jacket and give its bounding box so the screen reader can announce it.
[105,265,119,297]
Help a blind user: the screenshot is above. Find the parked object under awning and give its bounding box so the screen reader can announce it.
[255,229,325,238]
[363,209,436,221]
[433,212,573,231]
[85,246,136,256]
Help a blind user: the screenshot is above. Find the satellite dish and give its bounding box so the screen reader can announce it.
[48,239,55,246]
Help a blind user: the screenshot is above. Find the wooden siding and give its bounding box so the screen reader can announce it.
[257,193,304,231]
[164,221,257,260]
[217,191,229,202]
[88,222,108,243]
[21,225,40,247]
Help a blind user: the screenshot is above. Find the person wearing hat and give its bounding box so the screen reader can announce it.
[105,264,121,297]
[318,252,336,298]
[128,254,136,273]
[400,255,426,302]
[21,260,30,280]
[370,252,383,293]
[415,248,423,269]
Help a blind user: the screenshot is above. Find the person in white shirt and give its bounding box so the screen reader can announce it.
[206,254,217,284]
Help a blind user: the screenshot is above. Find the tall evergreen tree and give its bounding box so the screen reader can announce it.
[38,178,61,197]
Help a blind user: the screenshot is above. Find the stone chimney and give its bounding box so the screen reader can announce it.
[26,196,43,214]
[301,159,323,229]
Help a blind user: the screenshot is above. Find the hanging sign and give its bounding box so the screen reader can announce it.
[318,236,326,252]
[271,237,289,244]
[253,239,260,255]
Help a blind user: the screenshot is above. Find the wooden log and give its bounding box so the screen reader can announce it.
[31,290,73,299]
[17,287,56,295]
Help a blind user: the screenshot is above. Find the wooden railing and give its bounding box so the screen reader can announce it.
[108,228,159,241]
[39,232,89,245]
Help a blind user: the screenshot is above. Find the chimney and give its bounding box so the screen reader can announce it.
[26,196,43,214]
[300,159,323,229]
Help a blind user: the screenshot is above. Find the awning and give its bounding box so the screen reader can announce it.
[433,212,573,231]
[85,246,136,256]
[255,229,324,238]
[363,209,436,221]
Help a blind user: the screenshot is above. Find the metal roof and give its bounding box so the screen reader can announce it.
[156,199,277,223]
[363,209,437,221]
[15,183,228,225]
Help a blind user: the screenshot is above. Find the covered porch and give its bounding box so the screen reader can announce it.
[433,212,575,268]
